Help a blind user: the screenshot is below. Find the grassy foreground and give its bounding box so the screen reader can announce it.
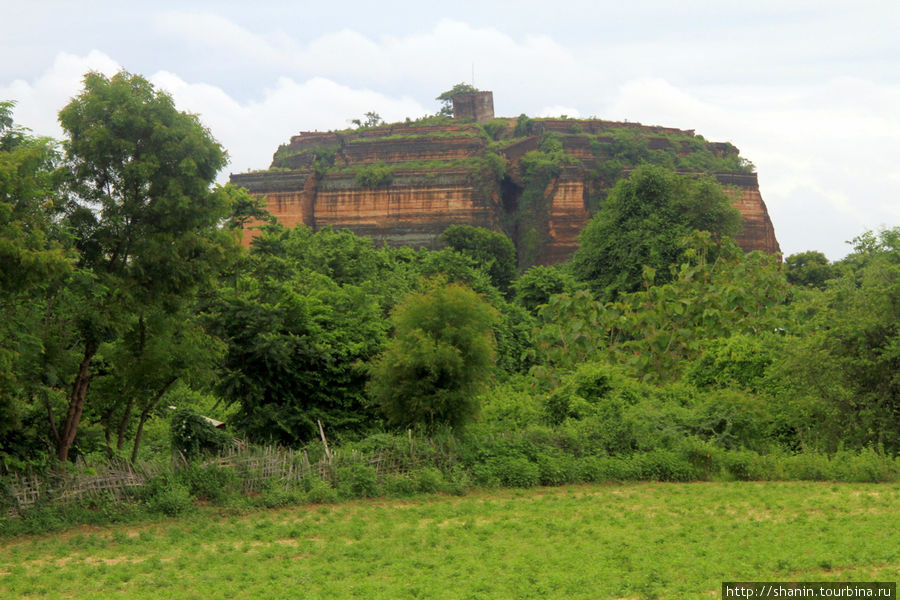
[1,482,897,599]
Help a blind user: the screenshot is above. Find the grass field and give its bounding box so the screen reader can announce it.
[1,482,897,599]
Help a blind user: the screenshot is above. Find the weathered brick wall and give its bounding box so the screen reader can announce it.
[232,115,780,261]
[452,92,495,123]
[341,136,485,164]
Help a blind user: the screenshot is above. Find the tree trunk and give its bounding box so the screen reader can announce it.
[130,376,178,464]
[118,315,145,451]
[58,343,97,462]
[116,397,135,451]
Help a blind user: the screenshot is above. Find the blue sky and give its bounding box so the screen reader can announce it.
[2,0,898,259]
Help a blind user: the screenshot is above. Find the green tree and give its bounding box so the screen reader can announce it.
[436,83,478,117]
[513,265,580,313]
[785,250,834,289]
[53,71,235,462]
[0,101,73,467]
[537,234,791,382]
[440,225,517,295]
[90,307,225,462]
[570,165,742,301]
[209,227,387,445]
[368,283,498,430]
[774,228,900,452]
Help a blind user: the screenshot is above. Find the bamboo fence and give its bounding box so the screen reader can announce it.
[2,441,447,515]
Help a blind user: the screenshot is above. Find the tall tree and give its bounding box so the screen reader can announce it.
[54,71,234,461]
[0,101,73,468]
[775,228,900,451]
[441,225,518,295]
[570,165,742,301]
[368,283,498,430]
[208,226,387,445]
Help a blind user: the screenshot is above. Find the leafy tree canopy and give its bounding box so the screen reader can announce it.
[368,283,498,430]
[785,250,834,290]
[569,164,742,301]
[51,70,237,461]
[440,225,517,295]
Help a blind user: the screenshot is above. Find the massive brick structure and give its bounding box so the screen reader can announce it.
[231,96,780,266]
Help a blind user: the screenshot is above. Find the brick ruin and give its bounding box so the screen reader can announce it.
[230,92,779,266]
[452,91,495,123]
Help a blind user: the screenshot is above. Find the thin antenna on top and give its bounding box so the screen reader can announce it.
[472,62,475,87]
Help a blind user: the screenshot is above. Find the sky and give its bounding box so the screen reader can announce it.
[2,0,898,260]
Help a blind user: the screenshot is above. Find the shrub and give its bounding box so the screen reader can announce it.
[368,283,498,431]
[336,462,380,499]
[826,448,899,483]
[783,453,833,481]
[143,476,194,517]
[443,465,471,496]
[631,450,697,482]
[690,389,773,452]
[717,449,761,481]
[478,382,544,431]
[383,473,417,497]
[537,453,579,485]
[259,480,303,508]
[487,456,540,488]
[177,465,238,504]
[470,463,501,488]
[170,408,231,460]
[303,476,339,504]
[355,164,393,188]
[415,467,445,494]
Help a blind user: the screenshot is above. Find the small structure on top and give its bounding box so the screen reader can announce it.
[452,91,494,123]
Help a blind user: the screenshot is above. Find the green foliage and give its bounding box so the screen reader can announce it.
[47,70,237,463]
[480,119,510,141]
[142,475,194,517]
[336,462,380,499]
[772,228,900,452]
[686,333,779,392]
[176,464,238,503]
[209,263,386,445]
[477,379,544,430]
[368,283,498,430]
[571,165,743,300]
[513,114,535,137]
[440,224,517,294]
[513,265,580,313]
[539,234,792,382]
[169,408,231,460]
[785,250,835,289]
[0,102,73,464]
[355,163,394,188]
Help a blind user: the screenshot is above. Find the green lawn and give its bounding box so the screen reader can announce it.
[1,482,897,599]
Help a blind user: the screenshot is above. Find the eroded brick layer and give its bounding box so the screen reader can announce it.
[232,120,780,264]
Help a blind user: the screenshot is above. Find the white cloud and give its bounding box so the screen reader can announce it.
[4,7,899,261]
[602,77,900,259]
[537,106,581,119]
[0,50,120,139]
[156,75,428,178]
[3,52,428,183]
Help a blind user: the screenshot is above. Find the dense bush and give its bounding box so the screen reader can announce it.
[142,475,194,517]
[170,408,232,460]
[368,283,498,430]
[336,462,380,499]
